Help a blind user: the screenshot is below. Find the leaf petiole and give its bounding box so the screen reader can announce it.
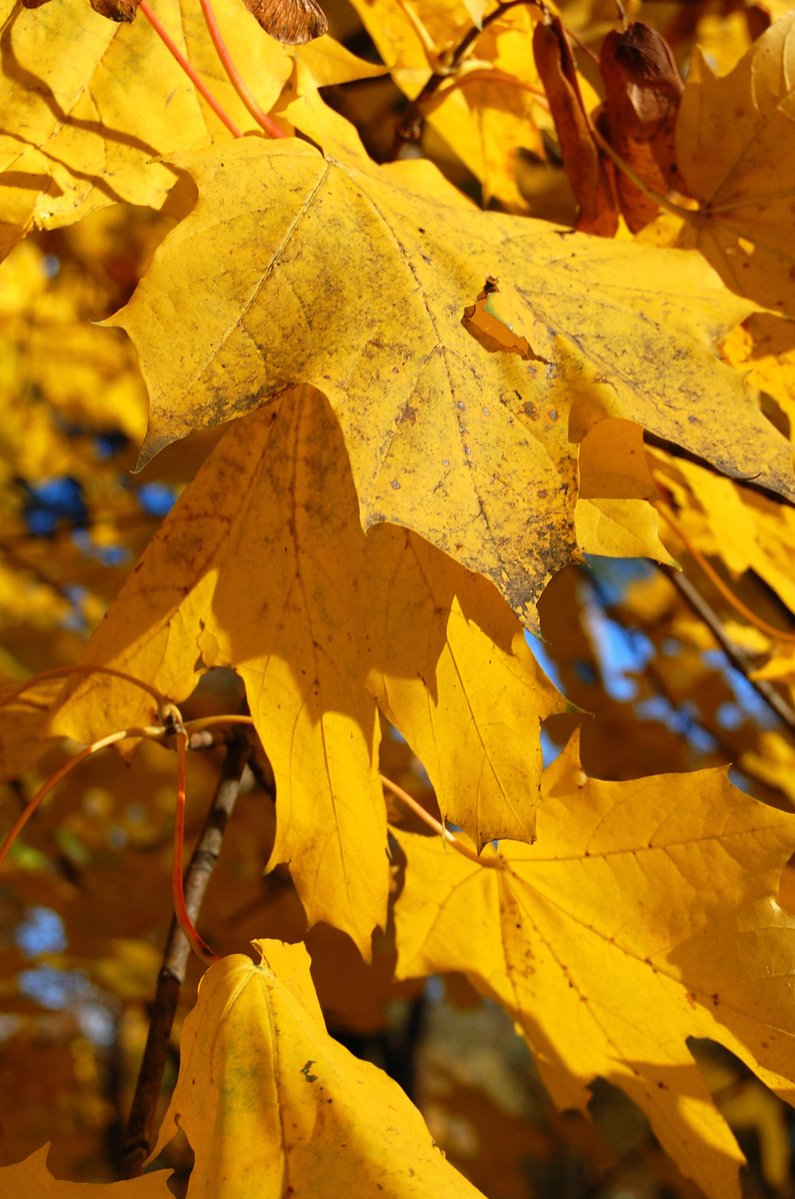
[0,725,166,870]
[139,0,243,138]
[172,730,219,963]
[196,0,287,139]
[0,663,170,715]
[380,773,503,869]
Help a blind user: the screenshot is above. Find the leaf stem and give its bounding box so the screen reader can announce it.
[139,0,243,138]
[196,0,287,138]
[171,730,219,964]
[393,0,547,152]
[121,733,252,1178]
[381,773,501,868]
[184,713,256,735]
[0,726,165,869]
[0,663,168,714]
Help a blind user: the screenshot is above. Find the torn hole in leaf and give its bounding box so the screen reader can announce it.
[461,277,536,359]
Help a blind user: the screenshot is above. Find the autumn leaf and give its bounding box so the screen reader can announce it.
[676,11,795,315]
[0,1145,171,1196]
[109,109,792,624]
[0,0,292,255]
[347,0,545,213]
[722,313,795,435]
[577,416,658,500]
[393,735,795,1199]
[575,497,675,563]
[533,16,618,235]
[599,22,684,233]
[149,939,486,1199]
[345,0,473,96]
[655,452,795,619]
[5,2,795,1191]
[51,390,563,950]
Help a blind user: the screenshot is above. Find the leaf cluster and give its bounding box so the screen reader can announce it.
[2,1,795,1196]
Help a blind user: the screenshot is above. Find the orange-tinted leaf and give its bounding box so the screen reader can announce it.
[533,18,618,236]
[599,23,684,232]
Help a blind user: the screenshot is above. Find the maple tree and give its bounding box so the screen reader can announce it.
[2,0,795,1195]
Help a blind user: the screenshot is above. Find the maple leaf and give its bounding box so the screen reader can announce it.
[149,938,486,1198]
[345,0,472,96]
[575,497,675,563]
[0,1145,171,1196]
[0,0,292,255]
[110,109,793,624]
[676,11,795,316]
[393,735,795,1199]
[51,390,563,950]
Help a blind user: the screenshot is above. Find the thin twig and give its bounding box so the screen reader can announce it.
[662,565,795,736]
[392,0,546,153]
[171,730,219,963]
[120,732,252,1178]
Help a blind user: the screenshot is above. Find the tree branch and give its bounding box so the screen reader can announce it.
[392,0,546,153]
[120,732,252,1178]
[662,565,795,737]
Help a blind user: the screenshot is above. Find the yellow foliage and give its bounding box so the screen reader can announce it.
[112,122,788,623]
[395,735,795,1198]
[576,498,676,563]
[0,1145,171,1196]
[0,0,296,255]
[51,392,565,948]
[677,12,795,315]
[149,940,486,1198]
[3,1,795,1193]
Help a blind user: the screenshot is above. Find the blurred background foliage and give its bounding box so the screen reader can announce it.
[2,0,795,1195]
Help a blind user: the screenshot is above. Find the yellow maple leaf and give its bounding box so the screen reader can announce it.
[51,390,564,949]
[655,452,795,621]
[0,0,291,255]
[355,0,547,211]
[393,734,795,1199]
[676,11,795,316]
[0,1145,171,1196]
[149,939,485,1198]
[723,313,795,436]
[575,497,675,562]
[111,115,790,624]
[346,0,472,96]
